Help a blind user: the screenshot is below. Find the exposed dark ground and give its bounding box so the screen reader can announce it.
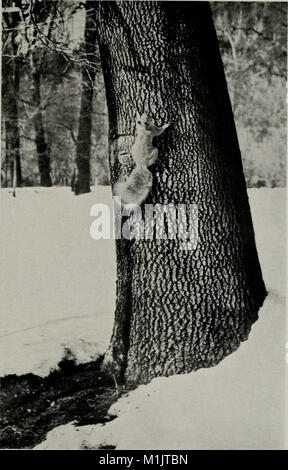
[0,358,127,449]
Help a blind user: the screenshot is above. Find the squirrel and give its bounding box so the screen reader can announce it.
[113,112,169,207]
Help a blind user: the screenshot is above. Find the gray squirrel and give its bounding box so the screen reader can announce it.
[113,112,169,207]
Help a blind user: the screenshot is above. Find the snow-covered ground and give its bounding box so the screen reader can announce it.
[0,186,286,449]
[0,186,116,377]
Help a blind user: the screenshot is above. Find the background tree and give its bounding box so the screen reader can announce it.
[211,2,286,187]
[96,1,267,385]
[2,0,64,187]
[28,0,58,187]
[20,0,80,187]
[1,0,109,189]
[2,3,23,187]
[74,0,99,195]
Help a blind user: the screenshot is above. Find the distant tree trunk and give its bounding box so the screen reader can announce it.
[97,1,266,386]
[5,115,22,187]
[74,1,98,195]
[32,64,52,187]
[2,10,23,188]
[1,116,7,187]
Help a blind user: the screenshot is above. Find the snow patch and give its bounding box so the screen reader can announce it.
[0,315,111,377]
[0,186,115,377]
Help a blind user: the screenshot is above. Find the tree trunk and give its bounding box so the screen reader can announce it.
[2,55,22,187]
[74,1,98,195]
[32,65,52,187]
[5,116,22,187]
[97,1,266,385]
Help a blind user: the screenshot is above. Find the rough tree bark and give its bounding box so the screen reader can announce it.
[74,1,98,195]
[97,1,266,385]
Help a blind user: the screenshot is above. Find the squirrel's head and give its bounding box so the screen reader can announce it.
[136,112,169,136]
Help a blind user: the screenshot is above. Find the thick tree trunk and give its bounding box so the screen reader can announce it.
[97,1,266,385]
[32,66,52,187]
[74,1,98,195]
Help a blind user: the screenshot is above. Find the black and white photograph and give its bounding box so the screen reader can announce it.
[0,0,286,452]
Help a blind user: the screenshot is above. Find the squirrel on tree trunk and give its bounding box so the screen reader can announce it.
[113,112,169,207]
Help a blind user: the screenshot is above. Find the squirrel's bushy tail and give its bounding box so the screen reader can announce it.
[113,166,153,206]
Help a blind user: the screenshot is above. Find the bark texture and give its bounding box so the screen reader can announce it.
[97,1,267,385]
[75,1,98,195]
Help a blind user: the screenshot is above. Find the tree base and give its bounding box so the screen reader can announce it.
[74,181,91,196]
[124,290,267,386]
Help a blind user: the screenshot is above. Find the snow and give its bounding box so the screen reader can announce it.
[35,288,286,450]
[0,186,286,449]
[0,186,116,376]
